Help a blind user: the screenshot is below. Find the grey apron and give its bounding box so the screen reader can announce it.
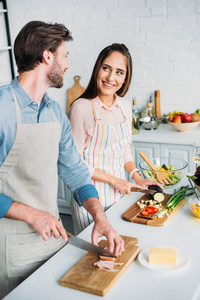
[0,85,66,299]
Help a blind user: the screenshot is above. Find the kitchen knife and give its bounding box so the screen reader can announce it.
[131,187,158,194]
[66,232,118,258]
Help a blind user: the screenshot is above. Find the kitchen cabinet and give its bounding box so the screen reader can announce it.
[131,124,200,174]
[57,177,71,215]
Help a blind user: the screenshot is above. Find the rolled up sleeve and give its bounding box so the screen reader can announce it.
[0,194,13,218]
[57,110,99,205]
[73,184,99,206]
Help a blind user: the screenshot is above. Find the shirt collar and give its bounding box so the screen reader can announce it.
[93,94,120,110]
[11,77,52,110]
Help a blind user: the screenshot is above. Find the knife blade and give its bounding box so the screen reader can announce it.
[67,233,118,258]
[131,187,158,194]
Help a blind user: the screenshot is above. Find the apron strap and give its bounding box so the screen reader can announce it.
[118,100,129,120]
[91,100,101,124]
[10,84,58,124]
[10,84,22,124]
[46,103,59,122]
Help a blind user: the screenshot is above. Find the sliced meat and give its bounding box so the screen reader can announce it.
[94,260,123,272]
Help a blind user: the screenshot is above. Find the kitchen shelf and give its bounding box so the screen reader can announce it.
[0,46,11,50]
[0,0,15,80]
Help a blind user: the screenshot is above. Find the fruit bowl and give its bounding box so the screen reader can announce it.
[167,121,200,132]
[187,194,200,218]
[139,157,188,189]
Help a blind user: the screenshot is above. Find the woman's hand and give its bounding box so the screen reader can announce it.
[110,177,143,195]
[134,176,164,190]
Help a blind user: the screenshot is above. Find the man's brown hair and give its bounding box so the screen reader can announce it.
[14,21,73,73]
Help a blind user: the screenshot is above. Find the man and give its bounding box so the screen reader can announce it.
[0,21,124,298]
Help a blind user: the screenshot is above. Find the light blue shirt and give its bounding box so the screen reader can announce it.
[0,77,98,218]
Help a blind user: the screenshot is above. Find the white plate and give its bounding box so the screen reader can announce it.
[138,247,188,271]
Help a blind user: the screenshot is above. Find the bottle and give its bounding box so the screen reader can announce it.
[141,106,148,118]
[132,98,140,134]
[147,96,154,118]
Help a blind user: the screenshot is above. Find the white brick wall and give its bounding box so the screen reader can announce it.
[1,0,200,115]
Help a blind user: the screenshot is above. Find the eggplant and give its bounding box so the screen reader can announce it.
[148,185,163,193]
[148,185,165,202]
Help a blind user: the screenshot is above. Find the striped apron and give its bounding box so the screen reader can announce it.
[71,99,131,235]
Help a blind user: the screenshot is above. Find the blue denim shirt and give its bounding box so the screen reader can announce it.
[0,77,98,218]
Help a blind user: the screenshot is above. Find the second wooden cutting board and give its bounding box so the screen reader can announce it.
[60,235,141,296]
[122,193,186,226]
[67,75,85,112]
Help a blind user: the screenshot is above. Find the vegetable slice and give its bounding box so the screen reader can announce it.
[153,192,165,203]
[148,185,165,202]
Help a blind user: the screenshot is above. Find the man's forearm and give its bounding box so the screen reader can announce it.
[82,197,107,222]
[5,201,36,224]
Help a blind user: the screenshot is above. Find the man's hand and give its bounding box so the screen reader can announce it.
[82,197,124,257]
[5,201,68,242]
[28,209,68,241]
[91,217,124,257]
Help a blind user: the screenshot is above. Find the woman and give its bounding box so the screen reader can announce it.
[68,43,162,234]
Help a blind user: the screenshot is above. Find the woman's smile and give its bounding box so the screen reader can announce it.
[102,81,116,88]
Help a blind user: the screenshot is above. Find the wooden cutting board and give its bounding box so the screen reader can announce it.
[122,194,186,226]
[60,235,141,296]
[67,75,85,112]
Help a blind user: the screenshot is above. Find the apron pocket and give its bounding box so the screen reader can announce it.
[6,232,66,278]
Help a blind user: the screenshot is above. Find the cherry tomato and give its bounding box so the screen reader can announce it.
[141,208,148,216]
[147,207,154,214]
[148,206,158,213]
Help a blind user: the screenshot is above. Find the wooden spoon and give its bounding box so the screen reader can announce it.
[139,152,173,185]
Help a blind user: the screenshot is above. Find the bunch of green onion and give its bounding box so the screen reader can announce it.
[166,185,194,210]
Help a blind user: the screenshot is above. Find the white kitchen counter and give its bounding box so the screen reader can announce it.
[4,183,200,300]
[133,123,200,146]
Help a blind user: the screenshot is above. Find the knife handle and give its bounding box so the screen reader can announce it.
[131,187,142,192]
[65,231,72,238]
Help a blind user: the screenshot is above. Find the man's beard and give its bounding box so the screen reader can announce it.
[48,60,64,88]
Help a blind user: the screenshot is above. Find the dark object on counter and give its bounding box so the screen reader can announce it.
[195,166,200,174]
[148,185,165,201]
[187,173,200,187]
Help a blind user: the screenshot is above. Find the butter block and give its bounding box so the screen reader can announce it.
[149,247,177,266]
